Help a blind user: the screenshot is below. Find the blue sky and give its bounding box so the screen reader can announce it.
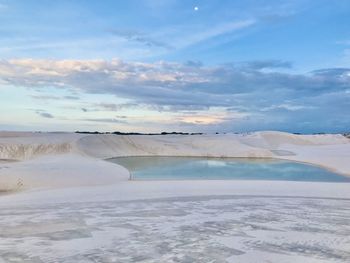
[0,0,349,133]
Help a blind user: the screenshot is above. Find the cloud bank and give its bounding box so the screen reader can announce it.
[0,59,349,132]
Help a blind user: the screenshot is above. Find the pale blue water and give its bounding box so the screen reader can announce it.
[109,157,350,182]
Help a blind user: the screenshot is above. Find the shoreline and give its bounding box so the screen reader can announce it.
[275,156,350,178]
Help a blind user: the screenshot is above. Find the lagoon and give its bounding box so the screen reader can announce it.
[109,157,350,182]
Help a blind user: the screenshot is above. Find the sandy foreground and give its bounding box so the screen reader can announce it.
[0,131,350,262]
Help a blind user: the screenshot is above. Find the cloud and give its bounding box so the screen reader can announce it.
[1,59,349,99]
[175,111,249,125]
[107,19,256,54]
[78,103,140,113]
[81,118,127,124]
[173,20,256,49]
[110,29,173,50]
[35,110,54,118]
[94,103,139,111]
[1,58,349,132]
[64,95,80,100]
[31,95,60,100]
[184,60,203,68]
[261,104,316,112]
[336,40,350,45]
[31,94,80,100]
[310,68,350,77]
[239,60,293,70]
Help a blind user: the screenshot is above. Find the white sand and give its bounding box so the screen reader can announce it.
[1,131,349,191]
[1,131,350,262]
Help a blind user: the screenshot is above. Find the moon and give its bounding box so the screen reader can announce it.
[194,6,199,11]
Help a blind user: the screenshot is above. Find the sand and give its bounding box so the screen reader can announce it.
[1,131,350,262]
[0,131,349,191]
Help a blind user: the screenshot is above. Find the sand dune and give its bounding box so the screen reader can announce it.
[1,131,350,262]
[0,131,349,191]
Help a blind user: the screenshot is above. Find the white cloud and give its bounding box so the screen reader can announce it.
[261,104,315,112]
[165,19,256,50]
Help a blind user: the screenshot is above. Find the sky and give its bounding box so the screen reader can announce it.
[0,0,349,133]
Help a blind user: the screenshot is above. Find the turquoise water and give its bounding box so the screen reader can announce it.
[109,157,350,182]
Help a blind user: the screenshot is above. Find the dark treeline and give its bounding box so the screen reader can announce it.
[75,131,203,135]
[74,131,350,137]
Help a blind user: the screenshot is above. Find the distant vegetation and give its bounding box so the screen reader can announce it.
[75,131,203,135]
[75,131,350,137]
